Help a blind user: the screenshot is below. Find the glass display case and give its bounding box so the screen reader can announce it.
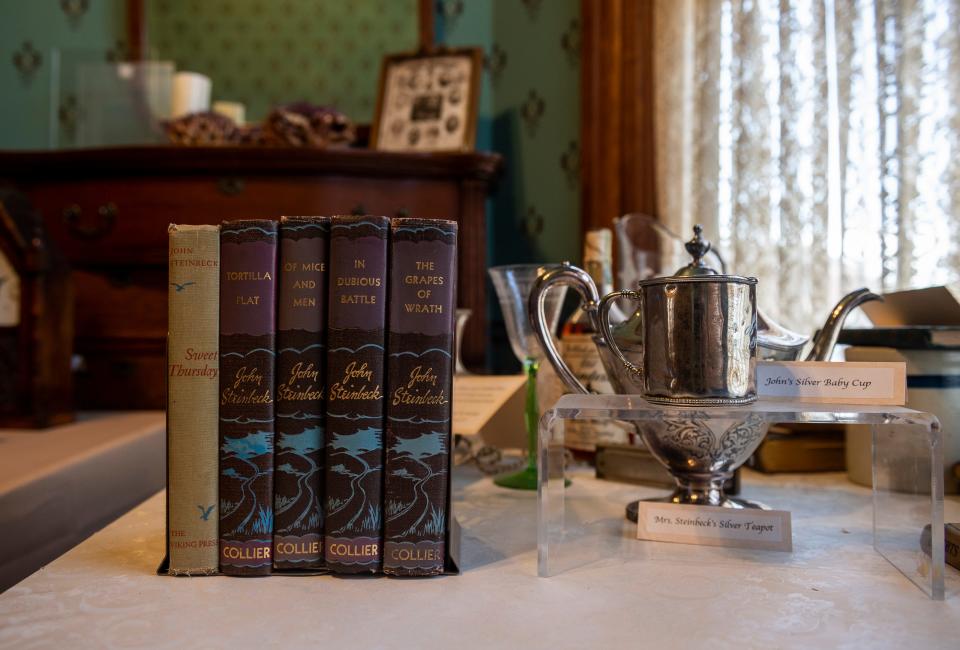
[538,394,954,600]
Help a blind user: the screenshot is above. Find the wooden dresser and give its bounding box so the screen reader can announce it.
[0,146,501,409]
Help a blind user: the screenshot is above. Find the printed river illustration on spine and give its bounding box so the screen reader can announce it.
[386,428,447,538]
[326,421,384,536]
[220,424,274,543]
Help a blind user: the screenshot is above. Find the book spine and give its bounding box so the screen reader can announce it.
[218,219,278,576]
[383,219,457,576]
[167,224,220,575]
[949,524,960,572]
[324,215,390,573]
[273,217,330,569]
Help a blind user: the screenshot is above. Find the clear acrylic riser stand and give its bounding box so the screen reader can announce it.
[538,394,949,600]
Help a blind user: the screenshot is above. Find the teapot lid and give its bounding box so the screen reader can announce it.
[675,225,719,277]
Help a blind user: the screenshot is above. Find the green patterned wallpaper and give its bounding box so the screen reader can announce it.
[147,0,419,122]
[436,0,581,370]
[0,0,127,149]
[437,0,581,266]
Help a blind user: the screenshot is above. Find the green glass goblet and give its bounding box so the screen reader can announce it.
[488,264,567,490]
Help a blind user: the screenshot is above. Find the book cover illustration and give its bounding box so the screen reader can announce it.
[383,219,456,575]
[219,219,278,576]
[273,217,330,568]
[324,215,389,573]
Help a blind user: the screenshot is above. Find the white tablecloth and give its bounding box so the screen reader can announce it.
[1,464,958,648]
[0,412,165,591]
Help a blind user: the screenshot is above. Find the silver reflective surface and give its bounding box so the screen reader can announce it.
[634,414,768,507]
[601,275,758,406]
[639,277,757,404]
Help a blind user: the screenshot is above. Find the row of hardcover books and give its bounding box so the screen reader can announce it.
[165,215,456,576]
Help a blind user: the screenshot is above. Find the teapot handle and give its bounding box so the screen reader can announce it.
[528,262,599,394]
[599,290,644,379]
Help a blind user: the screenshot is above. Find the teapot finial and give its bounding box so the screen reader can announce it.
[677,225,718,276]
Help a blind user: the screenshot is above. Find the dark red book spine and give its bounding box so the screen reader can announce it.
[324,215,390,573]
[218,219,278,576]
[273,217,330,569]
[383,219,456,575]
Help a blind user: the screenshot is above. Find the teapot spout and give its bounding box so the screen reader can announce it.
[757,309,810,360]
[805,288,882,361]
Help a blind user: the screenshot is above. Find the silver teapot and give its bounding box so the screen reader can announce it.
[530,225,880,508]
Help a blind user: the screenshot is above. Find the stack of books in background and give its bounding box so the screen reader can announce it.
[165,215,457,577]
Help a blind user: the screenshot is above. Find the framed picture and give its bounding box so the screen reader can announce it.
[371,47,482,153]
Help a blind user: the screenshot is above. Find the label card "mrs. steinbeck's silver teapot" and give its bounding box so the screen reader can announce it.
[636,503,793,552]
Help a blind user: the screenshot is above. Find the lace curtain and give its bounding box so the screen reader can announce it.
[654,0,960,332]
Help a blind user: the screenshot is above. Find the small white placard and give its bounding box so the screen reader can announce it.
[636,502,792,552]
[756,361,906,405]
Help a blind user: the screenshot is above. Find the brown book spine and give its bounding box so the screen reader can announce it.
[167,224,220,575]
[383,219,456,575]
[921,523,960,572]
[950,524,960,571]
[219,219,278,576]
[273,217,330,569]
[324,215,389,573]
